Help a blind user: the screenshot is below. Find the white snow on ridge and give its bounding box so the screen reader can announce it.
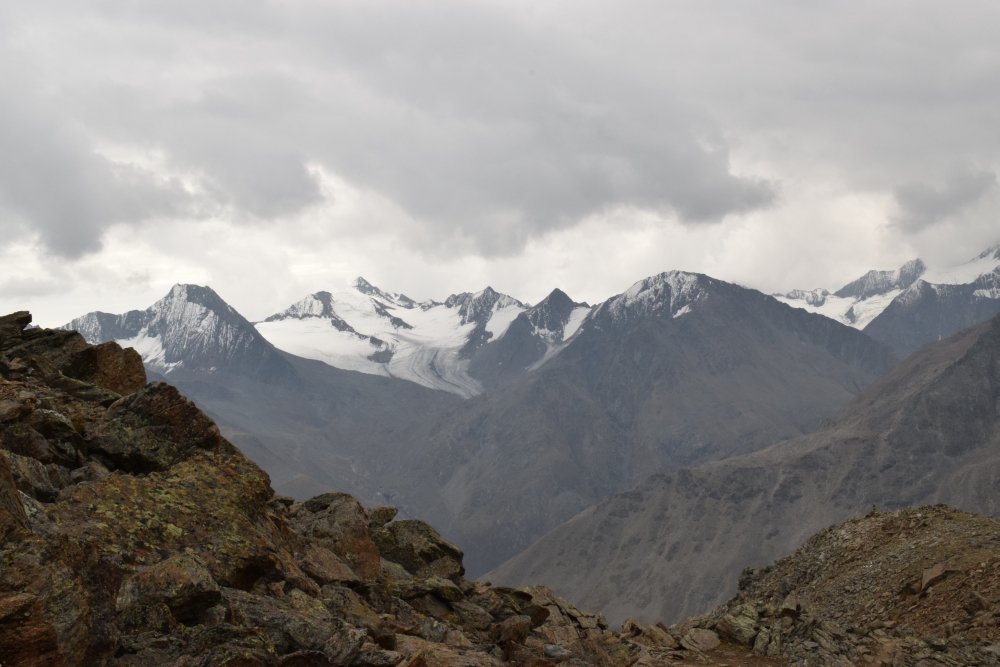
[562,306,592,340]
[118,331,180,372]
[778,245,1000,329]
[483,300,526,338]
[922,246,1000,285]
[256,279,530,397]
[601,271,706,322]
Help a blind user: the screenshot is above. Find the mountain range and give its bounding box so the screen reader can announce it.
[61,241,1000,616]
[490,303,1000,624]
[778,245,1000,355]
[65,269,897,575]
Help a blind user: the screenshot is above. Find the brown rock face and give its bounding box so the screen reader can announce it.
[371,520,465,579]
[116,554,222,622]
[290,493,382,580]
[297,545,360,586]
[89,382,229,473]
[62,341,147,395]
[0,450,28,538]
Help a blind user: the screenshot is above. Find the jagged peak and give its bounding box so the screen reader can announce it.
[833,259,925,299]
[596,270,706,323]
[444,287,526,326]
[351,277,416,308]
[977,243,1000,260]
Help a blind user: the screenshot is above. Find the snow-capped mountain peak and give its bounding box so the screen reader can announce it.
[596,271,706,325]
[778,244,1000,336]
[833,258,926,300]
[443,287,526,327]
[351,276,417,309]
[65,284,290,381]
[263,291,338,322]
[255,282,529,397]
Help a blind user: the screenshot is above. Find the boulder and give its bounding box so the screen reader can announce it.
[224,587,335,655]
[117,554,222,621]
[367,506,398,529]
[62,340,147,395]
[26,409,85,465]
[395,635,505,667]
[714,604,759,646]
[292,493,382,580]
[320,584,384,634]
[90,382,229,473]
[641,624,679,649]
[493,614,531,645]
[4,451,72,501]
[543,643,575,661]
[351,642,402,667]
[620,618,642,637]
[371,520,465,580]
[0,423,66,466]
[921,562,948,591]
[324,627,368,667]
[299,544,361,586]
[680,628,720,652]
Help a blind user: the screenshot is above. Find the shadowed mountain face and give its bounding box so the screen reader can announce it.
[488,312,1000,626]
[376,272,898,577]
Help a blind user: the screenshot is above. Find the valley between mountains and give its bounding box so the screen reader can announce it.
[47,242,1000,635]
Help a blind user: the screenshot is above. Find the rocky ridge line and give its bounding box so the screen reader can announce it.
[680,505,1000,666]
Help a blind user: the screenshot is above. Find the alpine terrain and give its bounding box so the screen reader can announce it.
[66,284,460,506]
[489,309,1000,626]
[256,278,590,397]
[375,271,898,575]
[779,245,1000,355]
[66,272,898,580]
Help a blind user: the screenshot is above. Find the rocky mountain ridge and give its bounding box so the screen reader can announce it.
[490,308,1000,626]
[390,272,899,575]
[778,244,1000,354]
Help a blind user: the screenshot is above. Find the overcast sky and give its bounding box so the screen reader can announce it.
[2,0,1000,325]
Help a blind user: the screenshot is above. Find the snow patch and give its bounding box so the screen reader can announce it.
[484,300,526,338]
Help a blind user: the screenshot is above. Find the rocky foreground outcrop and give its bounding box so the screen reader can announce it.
[693,505,1000,666]
[1,311,754,666]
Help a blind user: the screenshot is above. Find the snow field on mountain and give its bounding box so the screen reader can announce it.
[774,290,902,329]
[779,246,1000,329]
[256,285,526,397]
[921,247,1000,285]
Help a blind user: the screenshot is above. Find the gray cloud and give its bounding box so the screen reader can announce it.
[0,93,198,258]
[0,1,776,259]
[1,0,1000,285]
[893,168,998,232]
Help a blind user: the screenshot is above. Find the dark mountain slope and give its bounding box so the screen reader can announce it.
[173,351,459,508]
[863,273,1000,356]
[467,288,590,389]
[489,312,1000,625]
[382,272,898,577]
